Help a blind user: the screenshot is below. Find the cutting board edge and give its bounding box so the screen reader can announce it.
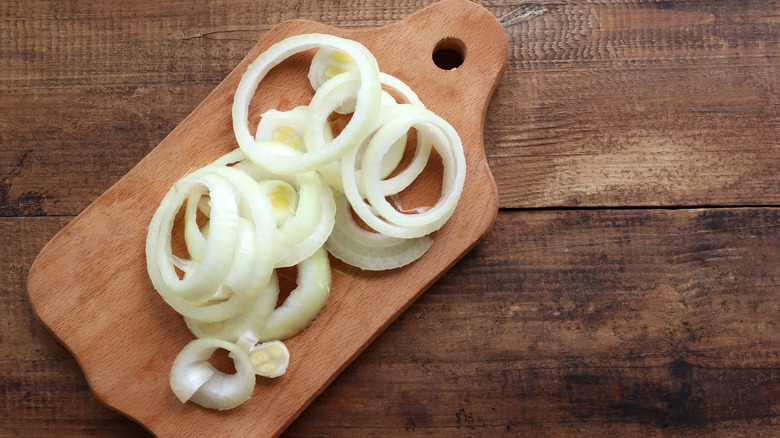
[25,0,508,435]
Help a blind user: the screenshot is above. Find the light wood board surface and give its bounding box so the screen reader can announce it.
[25,1,507,436]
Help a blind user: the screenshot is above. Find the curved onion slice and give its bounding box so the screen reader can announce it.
[274,180,335,268]
[185,272,280,343]
[170,338,256,410]
[189,246,332,344]
[146,166,277,322]
[326,193,433,270]
[223,154,336,268]
[361,112,465,229]
[183,194,209,264]
[256,246,331,341]
[248,341,290,378]
[233,33,381,174]
[342,110,465,239]
[312,74,432,197]
[151,172,238,306]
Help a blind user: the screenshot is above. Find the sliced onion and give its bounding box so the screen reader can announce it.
[248,341,290,378]
[274,180,335,268]
[256,246,331,341]
[342,110,466,239]
[308,46,363,91]
[256,180,299,227]
[150,171,239,306]
[152,32,469,412]
[255,105,333,153]
[313,75,432,197]
[146,166,277,322]
[362,112,464,228]
[326,193,433,270]
[233,34,381,174]
[223,155,336,268]
[170,338,256,410]
[185,272,280,343]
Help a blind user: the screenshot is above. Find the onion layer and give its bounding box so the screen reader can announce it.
[169,338,256,410]
[233,34,381,174]
[151,32,467,411]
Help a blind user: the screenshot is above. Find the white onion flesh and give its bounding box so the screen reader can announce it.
[233,34,381,175]
[217,154,336,269]
[184,272,280,343]
[326,193,433,270]
[169,338,256,410]
[248,341,290,378]
[149,33,467,411]
[313,72,431,196]
[146,166,277,322]
[256,246,331,341]
[342,110,466,239]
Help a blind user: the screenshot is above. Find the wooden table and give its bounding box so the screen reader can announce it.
[2,0,778,436]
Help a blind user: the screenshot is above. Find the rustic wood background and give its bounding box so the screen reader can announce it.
[2,0,778,436]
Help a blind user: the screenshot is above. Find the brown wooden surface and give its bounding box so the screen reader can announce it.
[24,1,506,436]
[2,0,779,436]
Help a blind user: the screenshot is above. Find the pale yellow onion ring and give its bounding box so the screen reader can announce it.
[233,33,381,174]
[362,111,465,228]
[212,151,336,268]
[185,272,280,343]
[187,247,331,344]
[255,246,331,341]
[148,170,239,306]
[311,73,433,196]
[326,192,433,270]
[342,110,465,238]
[146,166,277,322]
[169,338,256,410]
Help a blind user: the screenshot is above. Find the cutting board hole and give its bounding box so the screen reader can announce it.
[432,38,466,70]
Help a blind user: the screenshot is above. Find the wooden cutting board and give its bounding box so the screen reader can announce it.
[26,0,507,436]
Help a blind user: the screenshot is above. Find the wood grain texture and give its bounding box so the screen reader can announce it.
[490,0,780,208]
[2,0,778,216]
[6,208,780,436]
[4,0,780,436]
[0,217,148,437]
[24,1,506,436]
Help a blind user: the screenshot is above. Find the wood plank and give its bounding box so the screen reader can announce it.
[6,207,780,435]
[23,2,506,435]
[0,217,147,437]
[289,207,780,434]
[489,0,780,207]
[0,0,430,217]
[2,0,779,216]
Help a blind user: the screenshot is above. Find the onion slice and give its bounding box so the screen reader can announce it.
[185,272,280,343]
[248,341,290,378]
[326,193,433,270]
[146,166,277,322]
[342,110,466,239]
[233,33,381,174]
[169,338,256,410]
[256,246,332,341]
